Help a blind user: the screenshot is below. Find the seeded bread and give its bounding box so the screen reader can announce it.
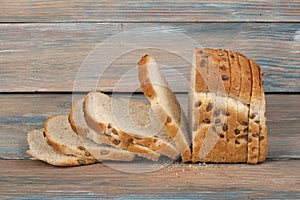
[138,55,192,162]
[84,92,179,159]
[26,129,97,166]
[69,99,161,161]
[45,114,136,162]
[191,48,267,164]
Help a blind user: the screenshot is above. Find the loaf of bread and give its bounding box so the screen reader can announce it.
[190,48,267,164]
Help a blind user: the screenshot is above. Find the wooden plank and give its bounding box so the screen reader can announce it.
[0,160,299,198]
[0,93,299,159]
[0,0,299,22]
[0,23,299,92]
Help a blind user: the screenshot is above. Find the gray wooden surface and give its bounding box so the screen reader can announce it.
[1,23,299,92]
[0,0,299,199]
[1,0,299,22]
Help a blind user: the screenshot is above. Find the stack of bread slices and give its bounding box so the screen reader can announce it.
[27,48,267,166]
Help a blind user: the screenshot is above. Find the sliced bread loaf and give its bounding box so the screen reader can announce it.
[26,129,97,166]
[190,48,267,164]
[84,91,179,159]
[138,55,192,162]
[45,114,136,162]
[69,99,161,161]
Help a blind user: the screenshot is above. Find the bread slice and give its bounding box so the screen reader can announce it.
[45,114,136,162]
[69,98,110,145]
[248,60,266,164]
[138,55,192,162]
[235,52,252,162]
[69,99,161,161]
[84,92,179,159]
[26,129,97,166]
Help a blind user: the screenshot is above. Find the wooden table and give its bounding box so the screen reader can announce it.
[1,1,299,199]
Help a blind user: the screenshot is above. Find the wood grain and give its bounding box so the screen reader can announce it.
[0,0,300,22]
[0,93,299,160]
[0,23,299,92]
[0,160,299,199]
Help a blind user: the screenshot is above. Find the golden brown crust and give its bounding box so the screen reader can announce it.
[69,99,85,136]
[138,55,158,100]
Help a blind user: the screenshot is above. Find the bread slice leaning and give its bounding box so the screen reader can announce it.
[26,129,97,166]
[84,92,179,159]
[45,114,136,162]
[138,55,192,162]
[69,99,161,161]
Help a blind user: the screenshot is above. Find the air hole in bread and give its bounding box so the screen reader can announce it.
[243,127,249,133]
[255,120,260,124]
[107,124,112,129]
[219,133,225,138]
[235,140,240,145]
